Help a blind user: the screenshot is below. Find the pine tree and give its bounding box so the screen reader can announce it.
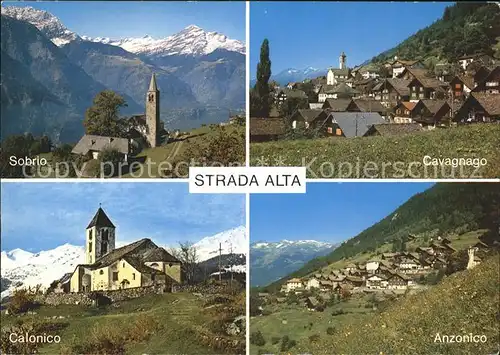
[253,39,272,117]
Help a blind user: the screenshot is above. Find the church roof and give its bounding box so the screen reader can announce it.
[87,207,115,229]
[143,247,180,263]
[149,73,158,91]
[91,238,155,269]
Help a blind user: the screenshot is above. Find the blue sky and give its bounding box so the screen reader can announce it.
[1,182,245,252]
[250,182,434,244]
[6,2,245,41]
[250,2,451,77]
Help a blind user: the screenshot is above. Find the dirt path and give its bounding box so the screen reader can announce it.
[165,140,183,162]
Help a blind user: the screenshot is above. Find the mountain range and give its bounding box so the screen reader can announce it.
[250,240,336,287]
[0,226,246,299]
[1,6,245,143]
[263,183,500,292]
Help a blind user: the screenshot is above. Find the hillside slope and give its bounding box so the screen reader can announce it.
[306,254,499,354]
[370,2,500,63]
[264,183,500,291]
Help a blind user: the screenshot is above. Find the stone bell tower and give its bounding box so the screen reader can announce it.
[85,206,116,264]
[339,51,347,69]
[146,73,160,148]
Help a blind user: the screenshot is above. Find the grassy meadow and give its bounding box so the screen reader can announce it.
[250,124,500,179]
[1,291,245,354]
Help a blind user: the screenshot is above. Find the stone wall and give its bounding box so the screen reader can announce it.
[36,285,167,306]
[35,283,241,306]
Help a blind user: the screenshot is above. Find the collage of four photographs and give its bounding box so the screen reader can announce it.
[1,1,499,355]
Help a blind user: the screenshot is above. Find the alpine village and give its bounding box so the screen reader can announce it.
[250,3,500,178]
[250,183,500,354]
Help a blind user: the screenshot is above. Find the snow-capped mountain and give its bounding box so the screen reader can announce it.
[250,67,328,87]
[1,244,85,299]
[251,239,336,287]
[0,227,246,299]
[1,6,79,46]
[2,6,244,57]
[193,226,247,262]
[85,25,245,57]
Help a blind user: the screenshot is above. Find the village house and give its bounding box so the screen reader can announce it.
[472,66,500,94]
[397,258,421,274]
[449,74,474,99]
[454,92,500,123]
[289,109,327,130]
[470,65,493,86]
[458,53,495,71]
[69,207,181,293]
[411,99,452,127]
[372,78,411,107]
[366,274,387,289]
[323,112,386,137]
[276,88,308,105]
[365,260,380,274]
[305,277,320,290]
[387,273,412,289]
[392,101,417,123]
[390,58,424,78]
[249,117,287,143]
[306,296,320,310]
[285,278,303,292]
[71,135,130,162]
[400,68,447,101]
[322,98,353,111]
[318,83,359,102]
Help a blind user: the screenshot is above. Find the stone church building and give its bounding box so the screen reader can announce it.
[72,74,164,162]
[69,207,181,293]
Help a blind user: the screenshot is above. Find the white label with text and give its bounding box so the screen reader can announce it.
[189,167,306,194]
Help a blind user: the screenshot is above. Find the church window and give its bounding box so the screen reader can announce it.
[112,272,118,281]
[123,262,125,268]
[89,230,92,240]
[151,274,156,281]
[168,263,173,267]
[133,273,136,280]
[102,230,109,241]
[99,270,104,275]
[89,242,92,251]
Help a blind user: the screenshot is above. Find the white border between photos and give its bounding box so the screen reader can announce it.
[245,1,251,353]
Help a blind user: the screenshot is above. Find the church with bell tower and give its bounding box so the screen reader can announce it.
[69,206,182,293]
[145,73,160,148]
[85,207,116,264]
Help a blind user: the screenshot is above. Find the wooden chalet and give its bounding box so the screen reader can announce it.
[393,101,417,123]
[402,68,448,101]
[449,74,475,99]
[372,78,411,107]
[472,66,500,94]
[411,99,451,127]
[249,118,287,142]
[290,109,327,130]
[454,92,500,123]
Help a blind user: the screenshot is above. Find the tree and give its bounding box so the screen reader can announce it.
[252,39,272,117]
[169,242,199,284]
[279,97,308,119]
[83,90,128,137]
[99,148,123,177]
